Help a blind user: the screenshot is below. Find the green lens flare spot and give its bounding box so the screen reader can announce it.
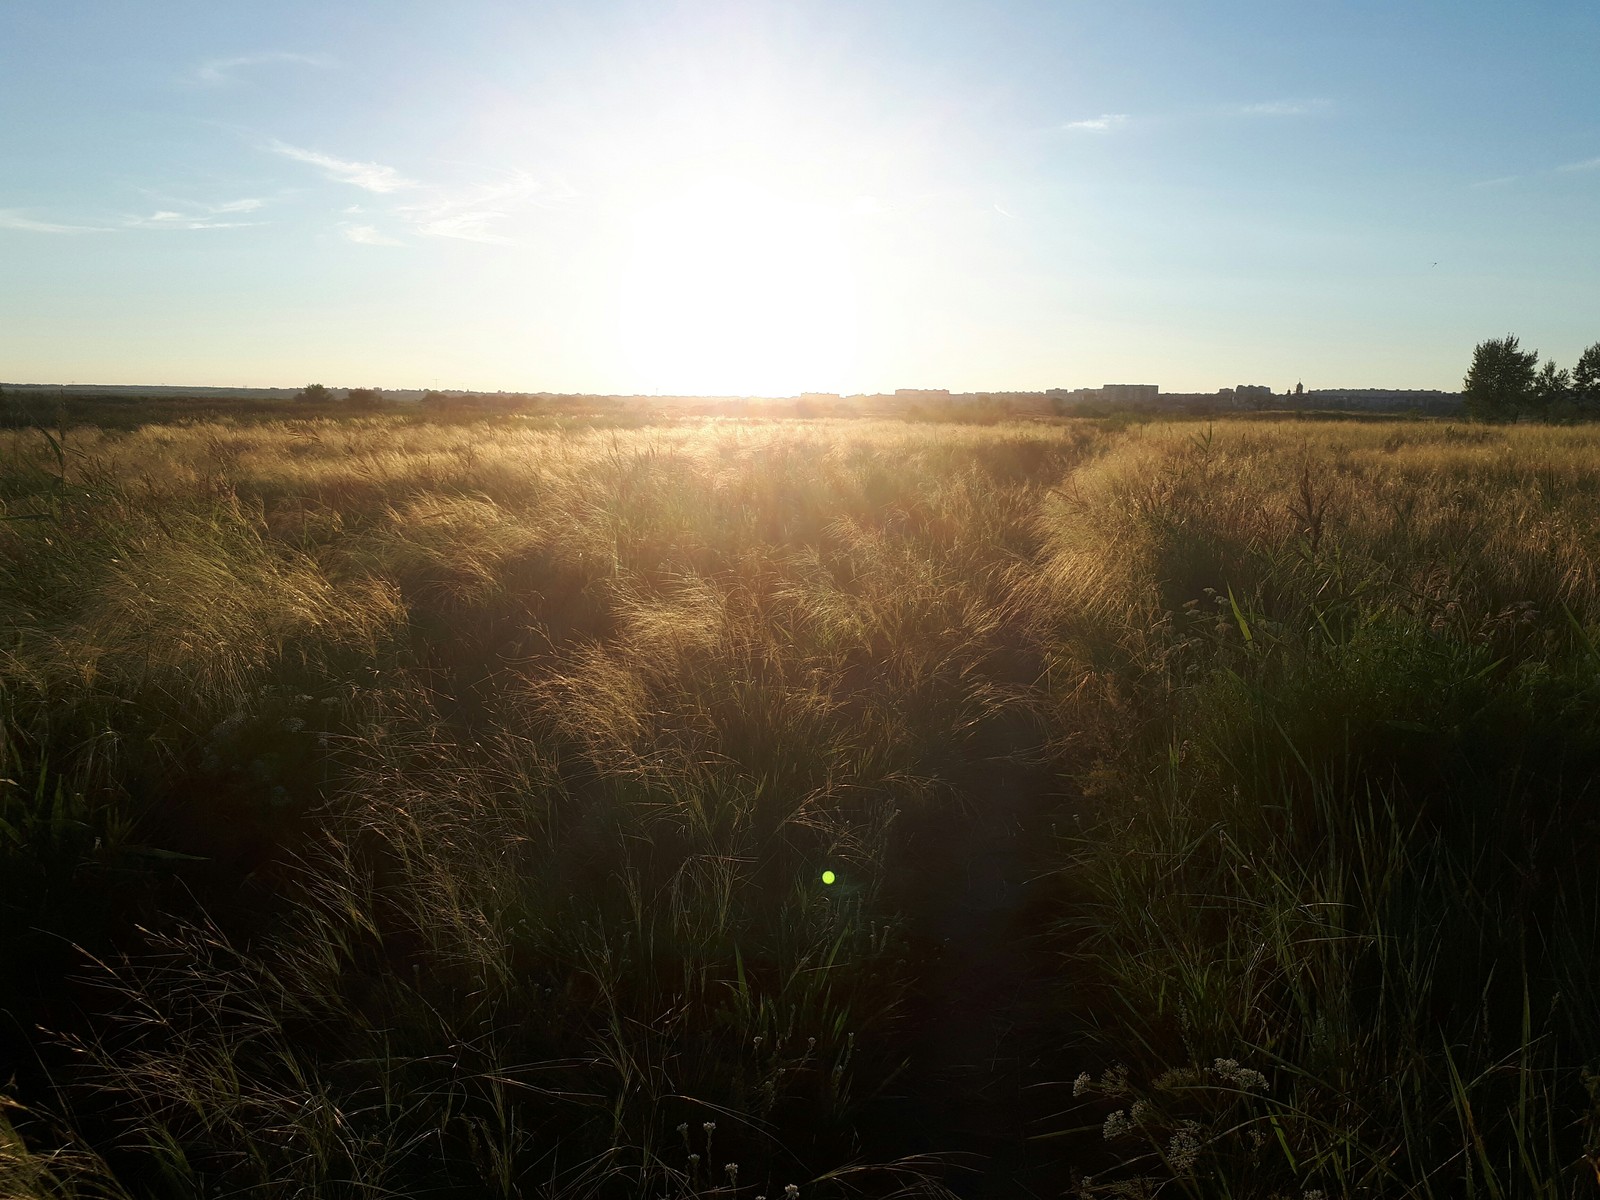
[821,870,836,886]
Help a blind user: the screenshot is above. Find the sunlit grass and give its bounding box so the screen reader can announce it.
[2,413,1597,1196]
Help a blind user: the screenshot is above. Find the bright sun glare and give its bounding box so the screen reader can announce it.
[614,175,860,397]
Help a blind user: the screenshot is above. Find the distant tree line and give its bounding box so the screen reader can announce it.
[419,390,544,411]
[294,384,385,408]
[290,386,552,412]
[1464,335,1600,422]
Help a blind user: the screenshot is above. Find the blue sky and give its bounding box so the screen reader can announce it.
[2,1,1597,394]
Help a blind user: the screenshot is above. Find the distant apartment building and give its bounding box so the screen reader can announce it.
[1303,389,1462,413]
[1102,383,1160,405]
[1230,385,1274,404]
[1048,384,1161,408]
[895,388,951,402]
[1083,386,1465,414]
[935,391,1054,415]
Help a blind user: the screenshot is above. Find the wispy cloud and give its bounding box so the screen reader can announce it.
[270,140,418,193]
[117,194,270,230]
[1225,98,1332,117]
[1063,113,1129,133]
[1471,175,1519,189]
[196,52,333,85]
[394,168,575,244]
[408,211,517,243]
[1557,156,1600,173]
[1059,98,1329,136]
[266,139,573,246]
[343,224,404,246]
[0,210,112,234]
[124,210,261,230]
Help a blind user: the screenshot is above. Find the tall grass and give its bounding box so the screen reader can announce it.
[2,413,1597,1196]
[1036,420,1600,1196]
[1,417,1094,1196]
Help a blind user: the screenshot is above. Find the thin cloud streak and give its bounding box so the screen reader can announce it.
[395,168,577,244]
[1471,175,1519,189]
[1557,156,1600,172]
[1063,113,1128,132]
[0,210,112,234]
[408,212,517,244]
[1226,98,1332,117]
[117,195,270,230]
[196,52,333,85]
[1059,99,1328,135]
[264,139,574,246]
[270,140,418,193]
[124,210,261,230]
[343,225,404,246]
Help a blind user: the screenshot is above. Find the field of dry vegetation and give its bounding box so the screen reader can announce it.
[3,412,1599,1198]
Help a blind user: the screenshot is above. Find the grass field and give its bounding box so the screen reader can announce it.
[3,412,1598,1198]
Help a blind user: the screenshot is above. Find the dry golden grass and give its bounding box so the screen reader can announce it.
[2,413,1597,1197]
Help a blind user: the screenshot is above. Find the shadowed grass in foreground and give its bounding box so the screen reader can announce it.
[2,415,1598,1196]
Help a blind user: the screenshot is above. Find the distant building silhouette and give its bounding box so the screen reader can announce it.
[1047,383,1160,407]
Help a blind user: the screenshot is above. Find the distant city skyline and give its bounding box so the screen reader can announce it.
[3,1,1598,395]
[0,378,1465,403]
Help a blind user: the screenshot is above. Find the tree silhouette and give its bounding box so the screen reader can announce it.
[297,383,331,403]
[345,387,384,409]
[1463,335,1538,423]
[1529,359,1573,422]
[1574,343,1600,415]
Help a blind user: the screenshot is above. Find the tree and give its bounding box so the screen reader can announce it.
[1574,342,1600,415]
[1462,335,1538,423]
[345,387,384,409]
[1529,359,1573,422]
[297,383,331,403]
[420,389,471,412]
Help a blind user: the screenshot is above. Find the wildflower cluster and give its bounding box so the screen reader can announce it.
[1072,1054,1278,1193]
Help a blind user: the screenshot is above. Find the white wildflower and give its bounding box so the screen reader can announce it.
[1103,1109,1133,1140]
[1099,1063,1130,1095]
[1130,1099,1154,1126]
[1072,1071,1093,1097]
[1166,1120,1202,1175]
[1212,1057,1268,1091]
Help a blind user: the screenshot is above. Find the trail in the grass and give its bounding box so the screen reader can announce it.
[864,768,1078,1198]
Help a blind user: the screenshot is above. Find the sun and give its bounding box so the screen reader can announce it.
[612,174,860,397]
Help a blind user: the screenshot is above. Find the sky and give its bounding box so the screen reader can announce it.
[2,0,1597,396]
